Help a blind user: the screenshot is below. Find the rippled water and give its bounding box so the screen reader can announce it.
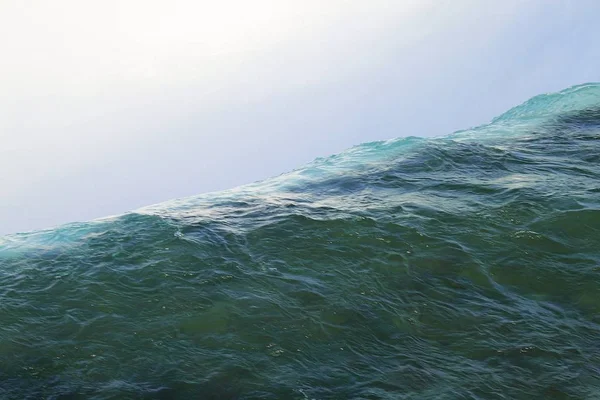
[1,84,600,399]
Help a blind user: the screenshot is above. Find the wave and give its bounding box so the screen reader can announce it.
[1,84,599,399]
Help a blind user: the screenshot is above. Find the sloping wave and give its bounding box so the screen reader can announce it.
[1,84,599,399]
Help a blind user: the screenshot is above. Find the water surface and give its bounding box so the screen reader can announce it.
[1,84,600,399]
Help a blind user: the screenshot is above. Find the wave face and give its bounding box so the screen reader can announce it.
[1,83,600,399]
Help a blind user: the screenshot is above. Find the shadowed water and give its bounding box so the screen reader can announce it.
[1,84,600,399]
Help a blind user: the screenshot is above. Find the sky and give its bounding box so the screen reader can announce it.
[1,0,599,235]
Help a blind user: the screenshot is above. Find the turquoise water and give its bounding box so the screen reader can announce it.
[1,84,600,399]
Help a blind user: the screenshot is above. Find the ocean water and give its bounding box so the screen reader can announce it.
[1,83,599,399]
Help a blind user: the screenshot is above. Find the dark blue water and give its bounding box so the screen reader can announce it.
[1,83,599,399]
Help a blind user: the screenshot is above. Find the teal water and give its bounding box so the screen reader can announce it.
[1,84,600,399]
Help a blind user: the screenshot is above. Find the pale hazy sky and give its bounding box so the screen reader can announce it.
[1,0,599,235]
